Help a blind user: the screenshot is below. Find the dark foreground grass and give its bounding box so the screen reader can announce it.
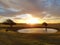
[0,31,60,45]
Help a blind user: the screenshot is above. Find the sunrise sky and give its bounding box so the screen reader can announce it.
[0,0,60,23]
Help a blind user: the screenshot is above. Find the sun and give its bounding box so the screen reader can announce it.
[14,14,44,24]
[25,18,40,24]
[24,14,41,24]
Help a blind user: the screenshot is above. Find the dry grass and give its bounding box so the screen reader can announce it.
[0,30,60,45]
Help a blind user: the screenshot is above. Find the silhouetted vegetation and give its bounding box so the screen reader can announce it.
[2,19,16,31]
[42,22,48,32]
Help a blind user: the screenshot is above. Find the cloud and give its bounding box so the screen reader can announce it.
[7,8,21,12]
[12,14,32,19]
[0,0,60,20]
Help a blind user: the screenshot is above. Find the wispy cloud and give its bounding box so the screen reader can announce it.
[0,0,60,22]
[7,8,21,12]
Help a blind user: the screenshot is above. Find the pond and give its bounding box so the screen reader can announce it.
[18,28,58,33]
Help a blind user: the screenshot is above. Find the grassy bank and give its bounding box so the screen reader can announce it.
[0,31,60,45]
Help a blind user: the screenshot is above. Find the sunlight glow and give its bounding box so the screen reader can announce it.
[24,14,43,24]
[14,14,44,24]
[25,18,40,24]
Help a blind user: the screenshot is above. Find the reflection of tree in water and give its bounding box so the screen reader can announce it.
[3,19,16,31]
[42,22,48,32]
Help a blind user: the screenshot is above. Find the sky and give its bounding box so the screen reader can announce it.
[0,0,60,23]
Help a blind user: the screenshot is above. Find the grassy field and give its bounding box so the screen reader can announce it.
[0,23,60,45]
[0,30,60,45]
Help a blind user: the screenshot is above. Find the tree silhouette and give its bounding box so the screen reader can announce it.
[42,22,48,32]
[3,19,16,31]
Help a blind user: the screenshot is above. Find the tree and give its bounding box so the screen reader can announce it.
[3,19,16,31]
[42,22,48,32]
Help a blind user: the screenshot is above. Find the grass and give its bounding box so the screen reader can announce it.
[0,30,60,45]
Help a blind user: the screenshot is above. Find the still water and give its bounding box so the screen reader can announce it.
[18,28,58,33]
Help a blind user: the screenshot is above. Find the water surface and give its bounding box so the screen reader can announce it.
[18,28,58,33]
